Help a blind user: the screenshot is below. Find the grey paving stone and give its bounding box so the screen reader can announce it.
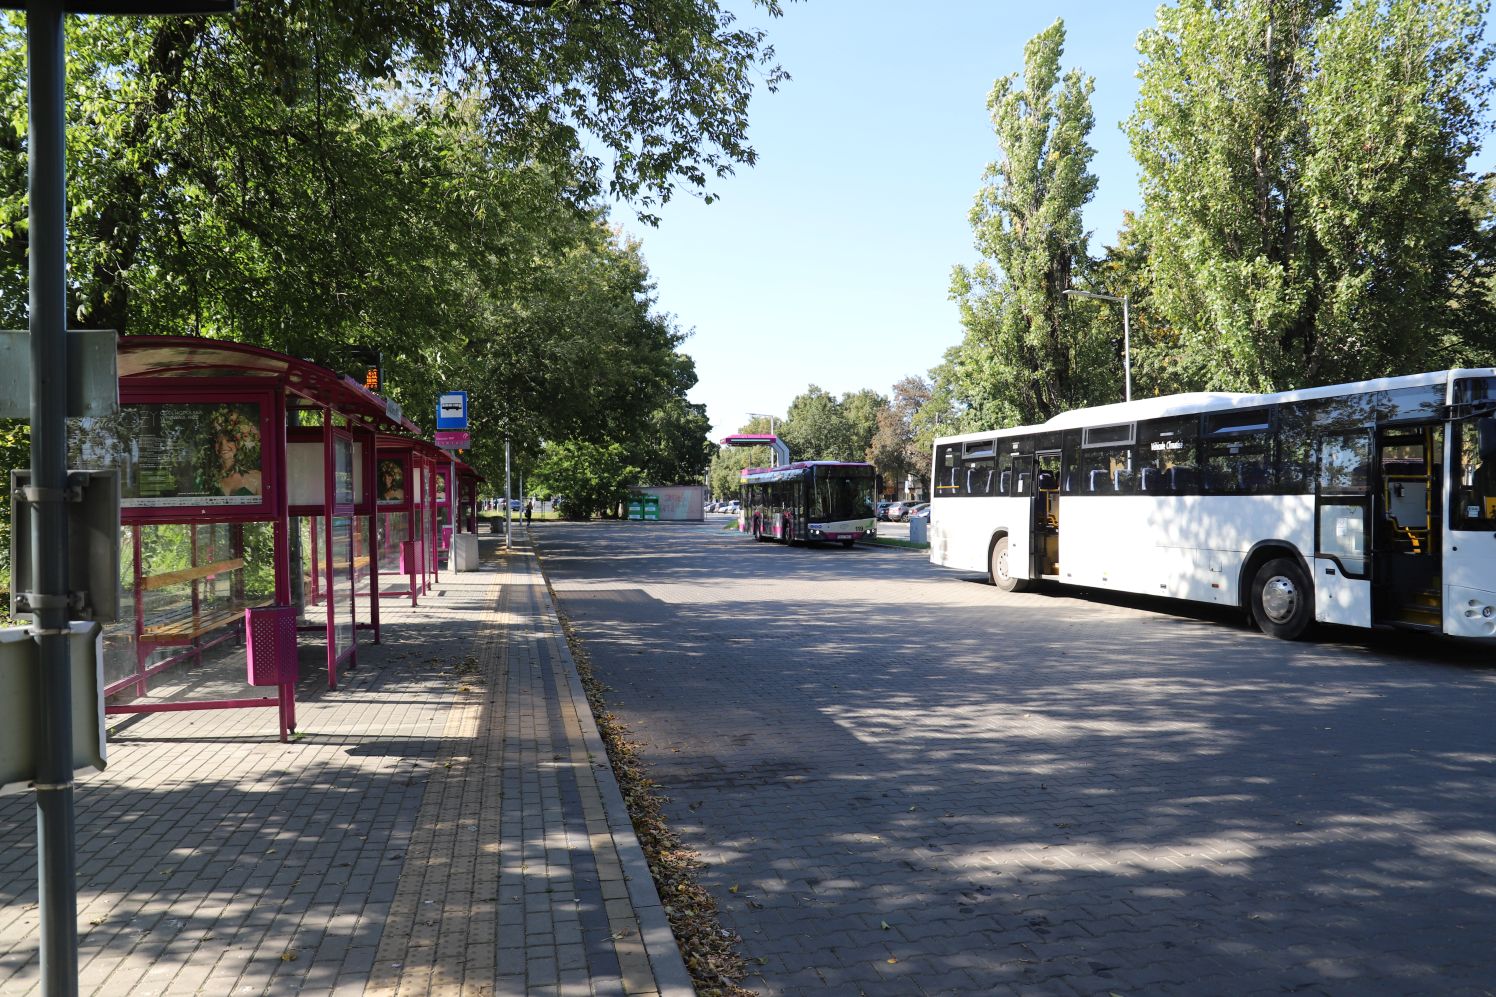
[536,519,1496,997]
[1,530,688,997]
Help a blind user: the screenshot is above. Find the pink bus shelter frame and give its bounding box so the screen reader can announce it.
[98,336,414,736]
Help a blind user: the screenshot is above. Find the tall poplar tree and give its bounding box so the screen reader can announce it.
[949,19,1109,427]
[1127,0,1496,391]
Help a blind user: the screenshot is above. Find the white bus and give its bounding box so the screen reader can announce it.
[928,369,1496,641]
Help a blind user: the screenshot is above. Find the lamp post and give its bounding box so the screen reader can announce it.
[1062,288,1131,404]
[4,4,238,991]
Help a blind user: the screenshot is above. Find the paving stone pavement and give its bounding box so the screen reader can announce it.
[536,519,1496,997]
[0,532,691,997]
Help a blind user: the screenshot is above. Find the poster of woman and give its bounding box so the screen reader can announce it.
[208,404,263,497]
[378,458,406,504]
[71,399,268,508]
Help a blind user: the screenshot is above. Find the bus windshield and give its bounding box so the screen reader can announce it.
[811,471,875,521]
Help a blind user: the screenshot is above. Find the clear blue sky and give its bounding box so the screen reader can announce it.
[614,1,1494,440]
[612,1,1164,439]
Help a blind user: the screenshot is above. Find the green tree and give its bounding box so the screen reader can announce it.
[780,386,843,461]
[0,2,788,325]
[948,19,1110,427]
[706,415,775,499]
[1126,0,1496,391]
[840,388,888,463]
[779,385,886,462]
[530,440,640,521]
[634,396,714,486]
[867,376,935,496]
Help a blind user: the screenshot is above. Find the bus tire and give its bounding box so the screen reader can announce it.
[1250,557,1314,640]
[989,536,1030,592]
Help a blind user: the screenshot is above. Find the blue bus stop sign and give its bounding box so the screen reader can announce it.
[436,391,468,430]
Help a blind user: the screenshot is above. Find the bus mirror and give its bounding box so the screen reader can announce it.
[1480,417,1496,462]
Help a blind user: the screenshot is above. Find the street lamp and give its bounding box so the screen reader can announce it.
[746,411,777,434]
[1062,288,1131,404]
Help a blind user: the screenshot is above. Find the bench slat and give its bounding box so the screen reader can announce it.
[140,558,246,592]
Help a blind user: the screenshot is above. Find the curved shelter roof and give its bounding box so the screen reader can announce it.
[118,335,419,433]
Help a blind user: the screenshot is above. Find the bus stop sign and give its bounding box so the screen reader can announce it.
[437,391,468,430]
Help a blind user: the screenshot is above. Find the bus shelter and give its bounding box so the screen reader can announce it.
[71,336,415,739]
[371,433,436,606]
[429,449,482,554]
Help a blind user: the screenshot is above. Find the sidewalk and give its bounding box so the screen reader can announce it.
[0,532,692,997]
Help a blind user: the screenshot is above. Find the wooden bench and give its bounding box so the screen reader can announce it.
[141,606,244,643]
[139,558,245,592]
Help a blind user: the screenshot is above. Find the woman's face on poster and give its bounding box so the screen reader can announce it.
[215,433,237,470]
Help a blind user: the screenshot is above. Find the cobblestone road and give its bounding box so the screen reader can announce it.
[536,520,1496,997]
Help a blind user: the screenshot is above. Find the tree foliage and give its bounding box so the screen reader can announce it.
[1,1,772,491]
[530,440,640,521]
[780,385,887,462]
[1126,0,1496,391]
[948,19,1111,428]
[867,375,939,495]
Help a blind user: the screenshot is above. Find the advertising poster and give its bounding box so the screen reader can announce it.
[71,401,266,508]
[377,457,407,506]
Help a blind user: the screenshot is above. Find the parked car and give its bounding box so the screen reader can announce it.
[885,501,909,521]
[907,503,931,520]
[876,500,893,521]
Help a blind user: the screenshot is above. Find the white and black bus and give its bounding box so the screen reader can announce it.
[929,369,1496,641]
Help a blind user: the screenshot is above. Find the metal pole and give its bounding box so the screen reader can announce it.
[1122,294,1132,404]
[26,3,79,993]
[504,435,511,549]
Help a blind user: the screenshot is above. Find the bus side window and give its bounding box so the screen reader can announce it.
[1276,402,1315,494]
[935,443,961,494]
[963,457,995,496]
[1319,433,1371,494]
[1203,431,1273,494]
[1012,453,1034,496]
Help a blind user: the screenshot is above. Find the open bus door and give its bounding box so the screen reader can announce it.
[1372,424,1443,629]
[1313,430,1374,628]
[1033,449,1061,578]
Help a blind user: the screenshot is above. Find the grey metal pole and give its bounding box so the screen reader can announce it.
[26,3,79,993]
[1122,294,1132,404]
[504,435,511,549]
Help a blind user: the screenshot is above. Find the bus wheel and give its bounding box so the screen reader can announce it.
[989,536,1030,592]
[1251,557,1314,640]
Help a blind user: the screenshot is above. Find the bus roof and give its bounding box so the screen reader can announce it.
[740,460,874,478]
[933,367,1496,446]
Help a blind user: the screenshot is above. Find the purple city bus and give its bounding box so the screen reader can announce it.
[739,461,878,548]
